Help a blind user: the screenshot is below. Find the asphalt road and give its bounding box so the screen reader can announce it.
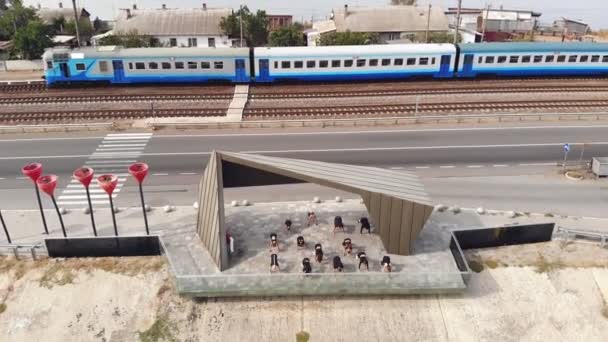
[1,123,608,211]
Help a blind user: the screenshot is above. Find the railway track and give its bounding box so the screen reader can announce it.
[250,85,608,99]
[244,100,608,119]
[0,94,232,105]
[0,108,226,123]
[0,82,46,93]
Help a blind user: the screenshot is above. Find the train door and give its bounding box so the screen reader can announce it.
[439,55,452,78]
[258,59,270,82]
[235,59,248,82]
[59,63,70,78]
[112,60,125,83]
[462,54,475,77]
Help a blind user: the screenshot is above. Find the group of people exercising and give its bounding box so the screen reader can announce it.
[269,213,393,274]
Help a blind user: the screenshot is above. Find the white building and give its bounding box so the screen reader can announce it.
[111,4,235,48]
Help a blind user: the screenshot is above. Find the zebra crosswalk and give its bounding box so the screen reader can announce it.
[57,133,153,207]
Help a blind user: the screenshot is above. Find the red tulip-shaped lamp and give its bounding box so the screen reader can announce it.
[128,163,150,235]
[74,167,97,236]
[21,163,48,234]
[98,174,119,236]
[36,175,67,237]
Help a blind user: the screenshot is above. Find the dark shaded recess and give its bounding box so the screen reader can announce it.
[221,160,304,188]
[45,236,162,258]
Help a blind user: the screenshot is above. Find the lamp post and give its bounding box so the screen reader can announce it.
[21,163,49,234]
[98,174,119,236]
[0,210,11,244]
[128,162,150,235]
[74,167,97,236]
[36,175,67,237]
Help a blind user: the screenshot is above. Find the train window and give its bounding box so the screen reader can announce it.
[568,55,578,63]
[99,61,109,72]
[175,62,184,69]
[294,61,303,68]
[356,59,366,67]
[188,62,198,69]
[162,62,171,69]
[431,57,436,64]
[201,61,210,69]
[497,56,507,63]
[281,61,291,69]
[580,55,589,62]
[306,61,316,68]
[557,55,566,63]
[148,62,159,70]
[521,56,531,63]
[214,61,224,69]
[394,58,404,66]
[545,55,555,63]
[381,58,391,66]
[135,62,145,70]
[332,60,341,67]
[591,55,600,63]
[478,57,483,64]
[344,60,353,67]
[368,59,378,67]
[603,56,608,63]
[76,63,86,71]
[274,61,278,69]
[128,62,133,69]
[485,56,495,63]
[533,55,543,63]
[46,61,53,69]
[320,60,328,68]
[509,56,519,63]
[419,58,429,65]
[406,58,416,66]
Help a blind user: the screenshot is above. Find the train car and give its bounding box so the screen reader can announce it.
[42,46,251,86]
[457,42,608,78]
[253,44,457,83]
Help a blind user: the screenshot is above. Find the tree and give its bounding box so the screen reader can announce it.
[98,30,162,48]
[220,6,269,46]
[269,23,305,47]
[64,17,93,37]
[92,16,109,33]
[427,32,461,43]
[0,0,37,40]
[12,19,53,59]
[319,31,380,46]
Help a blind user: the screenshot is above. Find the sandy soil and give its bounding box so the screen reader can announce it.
[0,246,607,342]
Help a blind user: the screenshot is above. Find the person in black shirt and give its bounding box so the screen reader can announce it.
[302,257,312,273]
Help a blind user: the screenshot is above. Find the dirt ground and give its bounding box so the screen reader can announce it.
[0,241,607,342]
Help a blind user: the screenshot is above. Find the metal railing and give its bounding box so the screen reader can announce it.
[558,227,607,247]
[0,243,45,259]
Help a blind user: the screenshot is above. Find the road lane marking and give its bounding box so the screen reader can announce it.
[493,164,509,167]
[519,162,556,166]
[153,173,169,176]
[467,165,484,168]
[179,172,197,175]
[415,166,430,169]
[389,167,404,170]
[439,165,455,169]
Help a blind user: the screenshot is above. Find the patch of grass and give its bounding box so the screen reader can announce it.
[0,303,6,315]
[296,331,310,342]
[138,316,176,342]
[544,213,554,217]
[467,260,485,273]
[533,253,566,273]
[39,263,76,288]
[156,282,172,298]
[484,259,500,269]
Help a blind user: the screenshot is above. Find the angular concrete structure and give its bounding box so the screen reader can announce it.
[196,151,433,271]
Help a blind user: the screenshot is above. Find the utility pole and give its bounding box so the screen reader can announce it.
[425,4,432,43]
[454,0,462,44]
[71,0,82,47]
[239,5,244,47]
[481,4,490,42]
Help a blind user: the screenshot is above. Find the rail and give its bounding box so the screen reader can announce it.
[558,227,607,247]
[0,122,114,133]
[0,243,45,259]
[150,111,608,130]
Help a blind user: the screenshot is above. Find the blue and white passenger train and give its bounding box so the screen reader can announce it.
[42,42,608,86]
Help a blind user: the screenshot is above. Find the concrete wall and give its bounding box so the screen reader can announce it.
[0,60,43,72]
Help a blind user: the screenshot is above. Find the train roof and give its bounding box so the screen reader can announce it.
[44,46,250,59]
[254,44,456,58]
[458,42,608,53]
